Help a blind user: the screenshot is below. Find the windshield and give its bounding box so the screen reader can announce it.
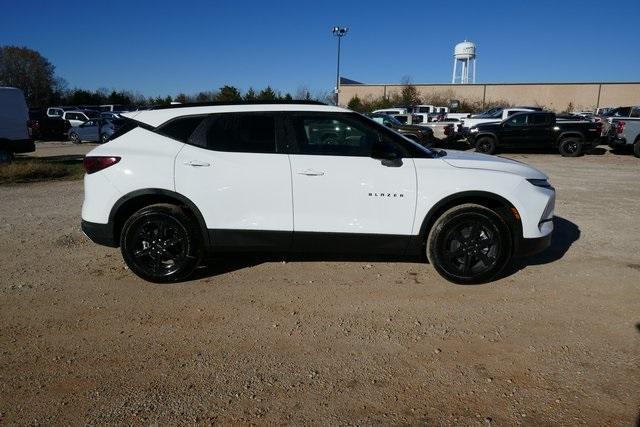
[484,109,504,118]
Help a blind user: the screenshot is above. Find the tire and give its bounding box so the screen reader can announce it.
[69,132,81,144]
[475,136,496,155]
[558,137,582,157]
[0,148,12,164]
[120,204,203,283]
[634,138,640,158]
[426,204,512,284]
[100,133,110,144]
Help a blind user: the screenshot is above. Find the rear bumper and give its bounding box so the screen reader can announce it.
[81,220,117,247]
[608,137,628,148]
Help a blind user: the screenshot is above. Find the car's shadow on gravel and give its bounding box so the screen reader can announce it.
[189,216,580,283]
[499,216,580,279]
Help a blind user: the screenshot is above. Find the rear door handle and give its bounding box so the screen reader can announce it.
[298,169,325,176]
[184,160,210,167]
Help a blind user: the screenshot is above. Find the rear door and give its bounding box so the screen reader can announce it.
[174,112,293,251]
[285,112,417,254]
[527,113,554,146]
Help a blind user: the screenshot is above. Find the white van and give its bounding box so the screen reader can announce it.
[0,87,34,162]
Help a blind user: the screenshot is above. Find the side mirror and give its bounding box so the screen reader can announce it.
[372,143,403,167]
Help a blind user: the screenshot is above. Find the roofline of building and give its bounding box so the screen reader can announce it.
[340,81,640,87]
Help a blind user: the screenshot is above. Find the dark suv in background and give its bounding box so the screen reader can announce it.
[367,113,435,146]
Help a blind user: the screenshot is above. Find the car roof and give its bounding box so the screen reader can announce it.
[123,102,351,127]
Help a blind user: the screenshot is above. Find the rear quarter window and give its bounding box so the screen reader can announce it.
[156,115,207,142]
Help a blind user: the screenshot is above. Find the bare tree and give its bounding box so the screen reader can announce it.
[0,46,59,107]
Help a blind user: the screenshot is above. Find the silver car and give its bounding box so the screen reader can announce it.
[68,118,121,143]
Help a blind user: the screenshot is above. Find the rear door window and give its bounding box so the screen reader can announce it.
[529,114,549,125]
[195,113,278,153]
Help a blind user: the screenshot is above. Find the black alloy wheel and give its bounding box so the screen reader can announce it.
[475,137,496,154]
[120,204,202,283]
[558,137,582,157]
[427,204,512,284]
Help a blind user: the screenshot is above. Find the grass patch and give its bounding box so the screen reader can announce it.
[0,157,84,184]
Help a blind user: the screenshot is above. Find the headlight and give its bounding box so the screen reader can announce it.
[527,178,553,189]
[470,128,479,133]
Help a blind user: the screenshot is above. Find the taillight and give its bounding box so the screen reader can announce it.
[83,156,121,174]
[444,125,453,136]
[616,121,625,134]
[595,121,602,135]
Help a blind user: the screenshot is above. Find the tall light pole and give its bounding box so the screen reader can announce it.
[332,26,348,106]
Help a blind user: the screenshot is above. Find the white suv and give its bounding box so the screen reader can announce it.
[81,101,555,284]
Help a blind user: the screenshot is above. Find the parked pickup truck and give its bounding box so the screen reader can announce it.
[28,108,71,140]
[467,111,602,157]
[459,108,534,132]
[606,106,640,157]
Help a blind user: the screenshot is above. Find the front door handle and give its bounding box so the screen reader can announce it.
[185,160,210,167]
[298,169,325,176]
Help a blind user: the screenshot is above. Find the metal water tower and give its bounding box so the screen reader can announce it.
[452,41,476,84]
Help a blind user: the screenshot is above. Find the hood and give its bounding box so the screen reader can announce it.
[474,121,501,130]
[396,124,432,132]
[440,150,548,179]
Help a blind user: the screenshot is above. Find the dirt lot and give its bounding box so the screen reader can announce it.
[1,143,639,425]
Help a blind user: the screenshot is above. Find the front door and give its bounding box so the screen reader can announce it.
[500,113,529,147]
[174,112,293,251]
[285,112,417,254]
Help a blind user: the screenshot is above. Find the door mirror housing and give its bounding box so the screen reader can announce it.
[371,143,403,167]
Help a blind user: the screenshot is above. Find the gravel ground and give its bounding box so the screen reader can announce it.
[1,143,639,425]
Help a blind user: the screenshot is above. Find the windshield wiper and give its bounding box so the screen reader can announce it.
[434,149,447,158]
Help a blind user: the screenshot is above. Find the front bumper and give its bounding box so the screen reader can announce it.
[81,220,117,247]
[514,229,552,257]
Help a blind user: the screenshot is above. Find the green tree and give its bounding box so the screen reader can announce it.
[244,87,257,101]
[216,85,242,102]
[257,86,277,101]
[175,93,189,104]
[282,92,293,101]
[0,46,58,107]
[347,95,364,112]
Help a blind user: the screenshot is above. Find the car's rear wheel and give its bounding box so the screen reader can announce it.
[100,133,109,143]
[120,204,203,283]
[475,136,496,154]
[558,137,582,157]
[426,204,512,284]
[0,148,12,164]
[69,132,81,144]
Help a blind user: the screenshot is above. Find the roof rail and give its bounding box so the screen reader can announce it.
[148,100,327,110]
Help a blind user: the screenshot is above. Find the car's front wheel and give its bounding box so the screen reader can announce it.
[120,204,203,283]
[426,204,512,284]
[69,132,81,144]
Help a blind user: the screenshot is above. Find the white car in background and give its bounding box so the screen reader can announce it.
[63,110,100,127]
[460,108,534,131]
[81,101,555,285]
